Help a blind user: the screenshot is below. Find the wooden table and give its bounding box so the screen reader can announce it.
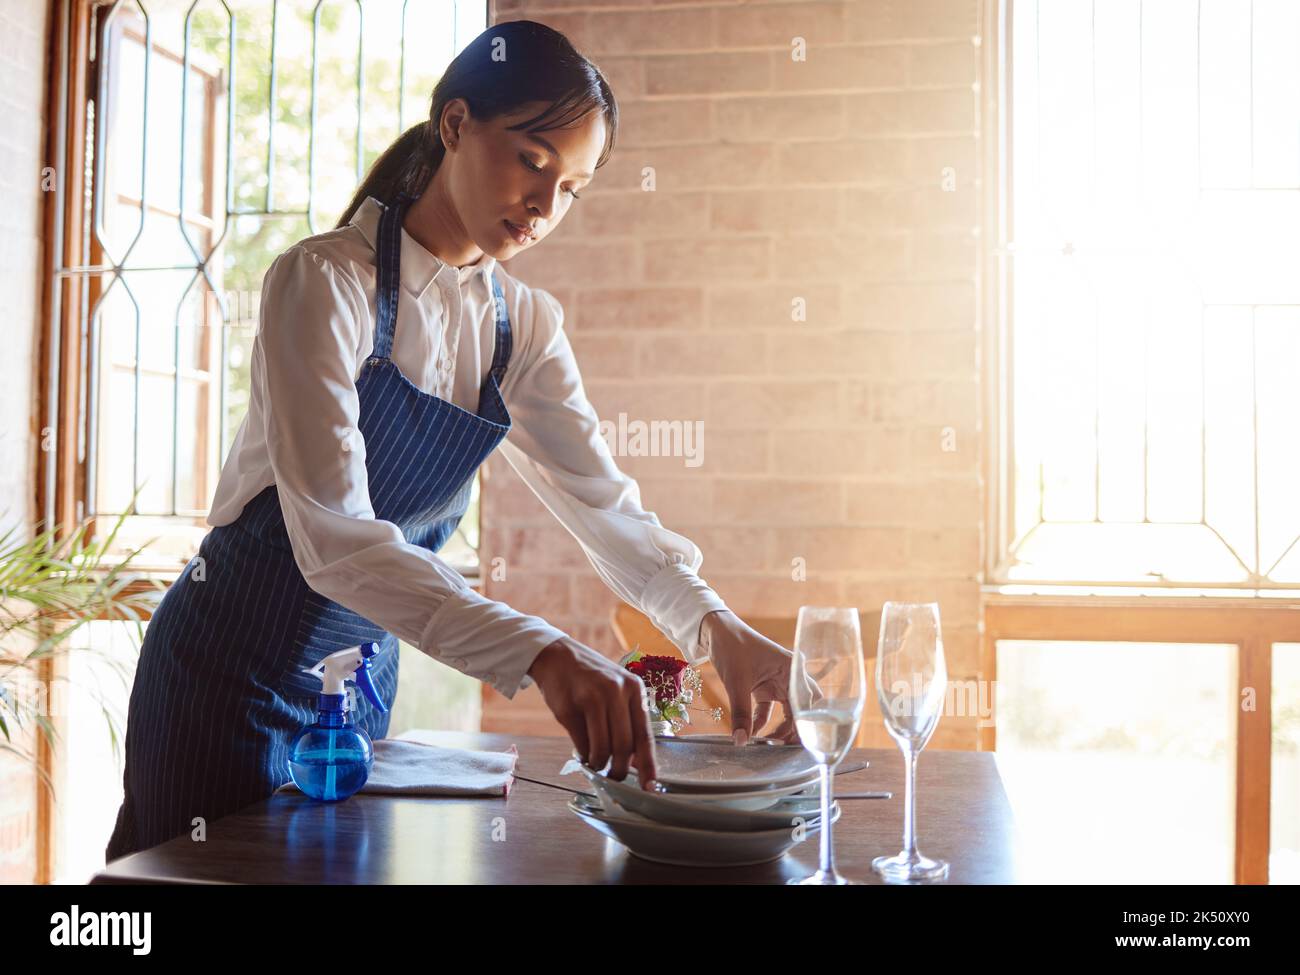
[91,730,1020,884]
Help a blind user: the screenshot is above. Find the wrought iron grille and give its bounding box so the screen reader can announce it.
[47,0,488,572]
[1000,0,1300,588]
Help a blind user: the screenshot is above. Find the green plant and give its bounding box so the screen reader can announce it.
[0,504,164,796]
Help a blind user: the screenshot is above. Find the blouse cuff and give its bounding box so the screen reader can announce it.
[419,584,568,700]
[639,562,732,665]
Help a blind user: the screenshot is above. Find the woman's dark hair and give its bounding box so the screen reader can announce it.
[335,20,617,228]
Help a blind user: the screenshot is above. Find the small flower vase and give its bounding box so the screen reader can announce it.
[621,646,717,737]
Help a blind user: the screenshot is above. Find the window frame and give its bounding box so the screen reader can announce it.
[979,0,1290,884]
[41,0,485,584]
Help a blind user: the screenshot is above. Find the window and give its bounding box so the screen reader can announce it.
[981,0,1300,884]
[54,0,488,577]
[1271,644,1300,882]
[994,640,1237,883]
[993,0,1300,588]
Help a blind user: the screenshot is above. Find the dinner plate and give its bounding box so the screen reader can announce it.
[646,780,817,810]
[587,770,842,832]
[576,765,815,810]
[657,734,788,746]
[650,737,822,792]
[567,794,837,867]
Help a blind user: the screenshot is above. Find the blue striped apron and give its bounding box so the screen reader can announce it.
[105,191,513,860]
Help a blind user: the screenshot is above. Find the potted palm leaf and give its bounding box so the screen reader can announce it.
[0,505,164,797]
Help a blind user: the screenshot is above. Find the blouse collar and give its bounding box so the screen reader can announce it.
[349,195,497,299]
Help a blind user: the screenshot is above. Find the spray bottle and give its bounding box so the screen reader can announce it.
[287,641,389,801]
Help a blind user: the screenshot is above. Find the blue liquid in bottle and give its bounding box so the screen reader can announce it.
[288,699,375,801]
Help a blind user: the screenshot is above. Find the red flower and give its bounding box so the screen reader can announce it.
[626,654,687,708]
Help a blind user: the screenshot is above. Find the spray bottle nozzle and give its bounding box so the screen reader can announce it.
[304,641,389,715]
[353,642,387,713]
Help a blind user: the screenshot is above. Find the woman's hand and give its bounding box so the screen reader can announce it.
[700,609,799,745]
[526,636,659,790]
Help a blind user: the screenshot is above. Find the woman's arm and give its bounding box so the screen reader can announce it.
[253,245,570,699]
[496,286,731,664]
[498,285,797,743]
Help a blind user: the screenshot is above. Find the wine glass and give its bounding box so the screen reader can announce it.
[873,601,950,883]
[787,606,866,885]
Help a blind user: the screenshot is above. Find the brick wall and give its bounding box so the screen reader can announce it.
[0,0,52,883]
[481,0,984,748]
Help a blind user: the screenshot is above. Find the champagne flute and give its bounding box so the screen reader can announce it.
[787,606,866,885]
[873,601,950,883]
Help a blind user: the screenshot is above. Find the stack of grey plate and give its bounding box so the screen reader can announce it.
[568,734,853,867]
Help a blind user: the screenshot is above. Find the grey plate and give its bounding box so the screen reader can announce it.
[568,794,837,868]
[656,734,788,746]
[651,736,822,792]
[589,770,842,832]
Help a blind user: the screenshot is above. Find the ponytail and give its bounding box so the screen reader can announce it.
[335,120,445,229]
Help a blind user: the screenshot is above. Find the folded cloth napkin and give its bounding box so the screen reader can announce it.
[276,732,518,797]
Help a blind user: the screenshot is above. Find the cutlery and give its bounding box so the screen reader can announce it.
[516,772,888,800]
[514,772,596,798]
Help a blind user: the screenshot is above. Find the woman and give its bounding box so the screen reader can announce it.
[105,20,797,862]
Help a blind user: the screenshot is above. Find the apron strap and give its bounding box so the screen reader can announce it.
[372,191,416,360]
[486,272,513,386]
[378,191,512,385]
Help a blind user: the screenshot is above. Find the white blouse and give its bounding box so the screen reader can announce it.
[208,195,730,699]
